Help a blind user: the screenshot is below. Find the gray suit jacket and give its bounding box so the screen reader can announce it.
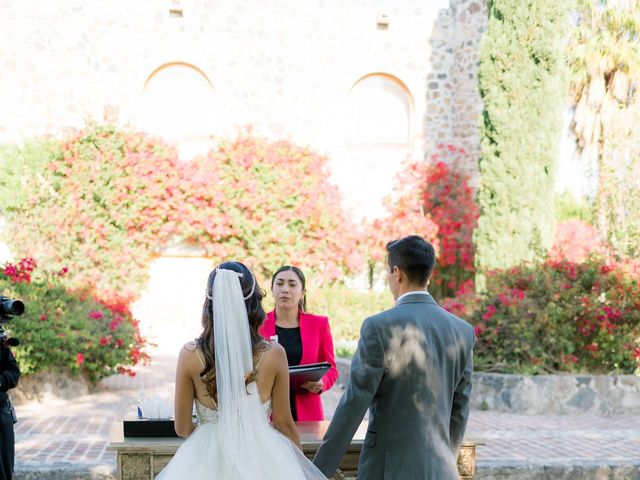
[313,293,475,480]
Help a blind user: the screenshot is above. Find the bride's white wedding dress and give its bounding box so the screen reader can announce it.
[155,268,327,480]
[156,385,325,479]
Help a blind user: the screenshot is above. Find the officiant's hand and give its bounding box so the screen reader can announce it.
[301,380,322,394]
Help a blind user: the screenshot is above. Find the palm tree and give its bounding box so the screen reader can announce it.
[568,0,640,256]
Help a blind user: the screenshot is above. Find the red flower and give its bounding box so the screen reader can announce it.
[2,265,16,277]
[497,293,510,305]
[39,314,47,321]
[511,288,526,300]
[474,323,487,337]
[600,264,615,275]
[117,366,137,377]
[129,347,141,363]
[109,315,124,331]
[76,352,85,365]
[482,305,497,321]
[89,310,104,320]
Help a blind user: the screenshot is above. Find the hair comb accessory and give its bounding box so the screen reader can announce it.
[243,272,256,300]
[215,265,243,278]
[209,266,254,300]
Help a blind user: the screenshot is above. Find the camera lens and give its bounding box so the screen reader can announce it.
[0,299,24,316]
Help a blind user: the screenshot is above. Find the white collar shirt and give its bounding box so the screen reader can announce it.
[395,290,430,305]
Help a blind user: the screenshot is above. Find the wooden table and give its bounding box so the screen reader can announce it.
[107,421,477,479]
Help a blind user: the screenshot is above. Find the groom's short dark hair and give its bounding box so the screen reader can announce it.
[386,235,436,286]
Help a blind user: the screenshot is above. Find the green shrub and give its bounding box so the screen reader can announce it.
[263,286,392,342]
[309,287,392,341]
[334,342,357,359]
[1,258,148,382]
[554,192,594,224]
[475,0,569,274]
[446,257,640,374]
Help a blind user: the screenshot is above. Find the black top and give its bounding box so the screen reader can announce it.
[276,325,303,366]
[275,325,303,420]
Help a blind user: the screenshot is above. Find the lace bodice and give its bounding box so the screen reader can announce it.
[195,397,272,425]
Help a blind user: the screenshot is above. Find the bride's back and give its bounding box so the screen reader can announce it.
[180,340,290,412]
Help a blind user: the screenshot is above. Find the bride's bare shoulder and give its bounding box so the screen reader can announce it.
[178,341,201,367]
[258,341,287,366]
[183,340,197,352]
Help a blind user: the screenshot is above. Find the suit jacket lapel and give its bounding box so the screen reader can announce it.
[298,312,311,365]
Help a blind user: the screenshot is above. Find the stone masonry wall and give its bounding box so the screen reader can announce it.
[0,0,450,215]
[337,359,640,415]
[473,373,640,415]
[0,0,487,218]
[423,0,487,183]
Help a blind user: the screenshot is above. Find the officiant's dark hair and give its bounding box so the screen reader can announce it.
[386,235,436,286]
[197,261,267,401]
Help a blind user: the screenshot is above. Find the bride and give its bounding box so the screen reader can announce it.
[156,261,327,479]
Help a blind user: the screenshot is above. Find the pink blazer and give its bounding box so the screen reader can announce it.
[259,310,339,421]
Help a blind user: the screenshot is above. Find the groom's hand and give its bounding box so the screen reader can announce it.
[301,380,322,394]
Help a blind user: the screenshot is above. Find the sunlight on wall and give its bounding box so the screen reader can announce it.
[131,256,213,354]
[138,63,217,160]
[349,74,412,145]
[335,74,414,219]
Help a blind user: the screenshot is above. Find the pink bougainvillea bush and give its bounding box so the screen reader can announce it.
[360,155,439,288]
[363,145,479,298]
[0,124,360,307]
[444,257,640,374]
[0,123,185,306]
[549,219,607,263]
[181,131,361,283]
[421,146,479,299]
[0,258,148,382]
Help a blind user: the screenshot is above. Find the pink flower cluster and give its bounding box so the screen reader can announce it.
[2,257,37,284]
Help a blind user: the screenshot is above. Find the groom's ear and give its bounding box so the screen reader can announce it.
[393,265,403,284]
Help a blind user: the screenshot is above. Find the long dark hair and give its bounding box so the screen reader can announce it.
[197,261,266,401]
[271,265,307,312]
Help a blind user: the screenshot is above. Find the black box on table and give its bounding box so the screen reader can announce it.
[123,417,178,437]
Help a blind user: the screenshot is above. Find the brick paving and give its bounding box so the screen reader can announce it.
[12,350,640,479]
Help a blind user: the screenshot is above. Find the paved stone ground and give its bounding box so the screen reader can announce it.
[12,350,640,479]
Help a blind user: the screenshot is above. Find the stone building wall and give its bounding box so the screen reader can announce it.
[423,0,487,183]
[0,1,488,331]
[0,0,486,216]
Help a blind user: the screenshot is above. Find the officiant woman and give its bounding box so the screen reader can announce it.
[259,266,338,421]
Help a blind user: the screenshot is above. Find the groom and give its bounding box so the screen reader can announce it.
[313,235,475,479]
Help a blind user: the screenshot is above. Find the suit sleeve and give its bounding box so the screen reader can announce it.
[449,334,474,457]
[0,345,20,392]
[319,317,338,392]
[312,316,385,477]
